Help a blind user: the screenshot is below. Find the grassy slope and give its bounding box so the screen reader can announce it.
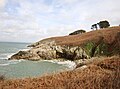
[43,26,120,46]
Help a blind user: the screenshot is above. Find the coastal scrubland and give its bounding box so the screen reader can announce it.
[1,26,120,89]
[0,56,120,89]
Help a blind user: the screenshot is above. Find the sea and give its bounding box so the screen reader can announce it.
[0,42,76,79]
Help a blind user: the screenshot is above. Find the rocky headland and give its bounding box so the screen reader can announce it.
[9,26,120,62]
[1,26,120,89]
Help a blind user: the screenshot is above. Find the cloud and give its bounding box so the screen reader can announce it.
[0,0,120,42]
[0,0,6,7]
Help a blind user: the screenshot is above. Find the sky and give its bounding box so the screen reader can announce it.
[0,0,120,42]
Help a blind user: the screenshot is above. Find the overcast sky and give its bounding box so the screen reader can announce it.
[0,0,120,42]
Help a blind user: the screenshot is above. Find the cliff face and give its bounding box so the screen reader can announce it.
[9,26,120,61]
[9,40,89,61]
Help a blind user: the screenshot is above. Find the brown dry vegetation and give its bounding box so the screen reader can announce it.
[42,26,120,47]
[0,56,120,89]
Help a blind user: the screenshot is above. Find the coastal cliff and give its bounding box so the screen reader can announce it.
[9,26,120,61]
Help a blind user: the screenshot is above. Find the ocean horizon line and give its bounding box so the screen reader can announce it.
[0,41,31,44]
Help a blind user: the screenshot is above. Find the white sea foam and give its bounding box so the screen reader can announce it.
[0,63,10,66]
[59,61,76,69]
[8,60,23,64]
[0,60,22,66]
[21,48,29,51]
[0,53,14,59]
[7,53,16,59]
[42,60,76,69]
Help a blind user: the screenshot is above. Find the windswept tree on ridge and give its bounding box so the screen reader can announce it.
[97,20,110,29]
[91,20,110,30]
[91,24,98,30]
[69,30,86,35]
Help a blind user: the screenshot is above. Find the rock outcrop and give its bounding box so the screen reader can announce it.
[9,51,40,61]
[9,40,89,61]
[9,26,120,61]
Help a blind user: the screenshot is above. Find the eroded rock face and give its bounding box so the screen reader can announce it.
[56,46,89,61]
[9,51,41,61]
[9,40,89,61]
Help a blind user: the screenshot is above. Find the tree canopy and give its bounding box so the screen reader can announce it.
[91,20,110,30]
[97,20,110,29]
[69,30,86,35]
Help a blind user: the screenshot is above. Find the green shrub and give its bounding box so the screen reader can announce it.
[84,42,95,57]
[84,42,111,57]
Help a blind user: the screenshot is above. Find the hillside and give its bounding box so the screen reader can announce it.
[29,26,120,46]
[9,26,120,61]
[0,56,120,89]
[1,26,120,89]
[53,26,120,46]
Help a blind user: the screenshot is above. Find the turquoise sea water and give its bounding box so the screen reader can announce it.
[0,42,73,79]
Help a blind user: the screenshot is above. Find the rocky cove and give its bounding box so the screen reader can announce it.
[1,26,120,89]
[9,40,89,61]
[9,27,120,64]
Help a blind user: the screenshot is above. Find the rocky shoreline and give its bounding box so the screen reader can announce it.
[9,39,90,61]
[9,27,120,64]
